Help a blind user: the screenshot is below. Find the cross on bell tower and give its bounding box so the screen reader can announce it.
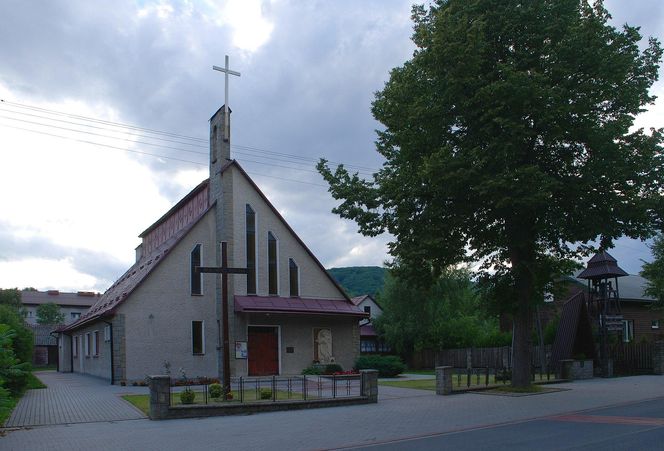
[213,55,241,143]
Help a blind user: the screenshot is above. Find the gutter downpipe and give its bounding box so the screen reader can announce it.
[103,320,114,385]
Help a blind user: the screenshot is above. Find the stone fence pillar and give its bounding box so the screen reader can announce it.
[559,359,574,380]
[436,366,453,395]
[654,341,664,375]
[148,375,171,420]
[360,369,378,403]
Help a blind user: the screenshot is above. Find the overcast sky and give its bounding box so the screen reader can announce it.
[0,0,662,292]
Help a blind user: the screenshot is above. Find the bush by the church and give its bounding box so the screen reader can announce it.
[354,355,405,378]
[209,383,222,399]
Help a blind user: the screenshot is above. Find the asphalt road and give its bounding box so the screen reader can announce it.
[347,397,664,450]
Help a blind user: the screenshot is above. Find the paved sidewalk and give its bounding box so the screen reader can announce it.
[4,371,146,427]
[2,374,663,450]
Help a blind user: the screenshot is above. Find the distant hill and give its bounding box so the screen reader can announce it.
[327,266,387,298]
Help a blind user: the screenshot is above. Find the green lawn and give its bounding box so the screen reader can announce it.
[27,373,47,389]
[403,369,435,376]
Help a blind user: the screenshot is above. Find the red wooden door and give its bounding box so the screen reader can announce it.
[248,326,279,376]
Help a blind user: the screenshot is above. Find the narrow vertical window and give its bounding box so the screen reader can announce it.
[192,321,204,355]
[85,333,91,357]
[93,331,99,356]
[268,232,278,295]
[289,258,299,297]
[191,244,202,295]
[246,205,256,294]
[73,336,79,357]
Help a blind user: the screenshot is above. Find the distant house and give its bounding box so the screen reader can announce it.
[21,290,98,325]
[20,290,97,367]
[56,106,366,384]
[351,294,390,354]
[546,252,663,344]
[28,324,59,366]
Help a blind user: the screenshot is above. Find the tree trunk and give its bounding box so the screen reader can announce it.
[512,302,534,387]
[509,242,535,388]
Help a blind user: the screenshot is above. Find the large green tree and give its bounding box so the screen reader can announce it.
[318,0,664,386]
[36,302,65,325]
[641,234,664,308]
[375,269,508,358]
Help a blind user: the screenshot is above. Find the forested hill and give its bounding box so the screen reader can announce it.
[327,266,387,298]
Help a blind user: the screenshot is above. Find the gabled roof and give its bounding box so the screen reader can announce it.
[235,296,367,317]
[60,205,214,332]
[351,294,383,310]
[228,160,351,301]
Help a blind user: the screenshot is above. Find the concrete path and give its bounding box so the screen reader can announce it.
[4,371,146,427]
[2,374,663,450]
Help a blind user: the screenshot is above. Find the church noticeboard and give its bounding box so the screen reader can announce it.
[235,341,247,359]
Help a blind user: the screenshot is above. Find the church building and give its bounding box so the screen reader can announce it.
[57,101,365,383]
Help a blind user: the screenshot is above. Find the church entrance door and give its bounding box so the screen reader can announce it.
[248,326,279,376]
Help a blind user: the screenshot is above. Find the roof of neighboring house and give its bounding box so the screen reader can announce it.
[359,323,377,337]
[235,296,368,317]
[28,324,58,346]
[60,205,214,332]
[21,290,99,308]
[572,273,655,303]
[350,294,383,310]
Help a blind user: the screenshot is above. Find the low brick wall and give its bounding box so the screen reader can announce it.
[560,359,593,380]
[654,341,664,375]
[147,369,378,420]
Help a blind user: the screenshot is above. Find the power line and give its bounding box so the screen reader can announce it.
[0,122,329,187]
[0,99,382,174]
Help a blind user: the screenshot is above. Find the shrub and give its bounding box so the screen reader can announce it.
[209,383,222,399]
[0,325,31,396]
[355,355,405,378]
[259,388,272,400]
[495,369,511,382]
[324,363,343,374]
[0,305,33,364]
[180,388,195,404]
[301,365,323,375]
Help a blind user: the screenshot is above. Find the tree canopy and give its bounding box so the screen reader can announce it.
[374,269,509,358]
[36,302,65,325]
[318,0,663,386]
[641,234,664,308]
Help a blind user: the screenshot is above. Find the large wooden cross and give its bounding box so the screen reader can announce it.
[212,55,241,142]
[196,242,247,397]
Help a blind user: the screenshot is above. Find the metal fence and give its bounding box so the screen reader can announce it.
[610,342,654,375]
[169,374,362,406]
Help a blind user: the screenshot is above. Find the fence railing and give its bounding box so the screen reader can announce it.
[169,374,362,406]
[447,364,555,390]
[611,342,654,375]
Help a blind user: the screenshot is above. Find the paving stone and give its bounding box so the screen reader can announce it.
[4,371,146,427]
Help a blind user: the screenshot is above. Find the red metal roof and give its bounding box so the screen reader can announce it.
[360,323,377,337]
[61,206,214,332]
[235,296,368,317]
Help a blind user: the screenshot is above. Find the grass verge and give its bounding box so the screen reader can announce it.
[1,372,47,427]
